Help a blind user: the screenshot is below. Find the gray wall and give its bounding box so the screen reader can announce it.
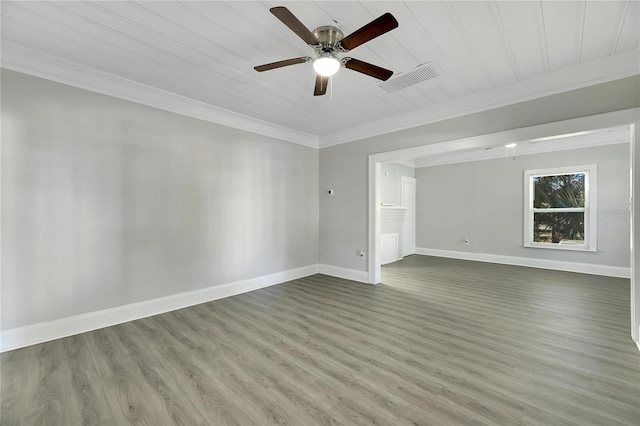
[380,161,415,206]
[1,70,319,330]
[415,144,630,267]
[319,75,640,272]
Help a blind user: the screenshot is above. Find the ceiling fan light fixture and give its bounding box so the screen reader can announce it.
[313,54,341,77]
[256,7,398,95]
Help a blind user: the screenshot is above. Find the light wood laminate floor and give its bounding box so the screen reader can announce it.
[2,255,639,425]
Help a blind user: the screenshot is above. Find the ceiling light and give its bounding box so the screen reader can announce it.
[313,54,341,77]
[505,143,517,148]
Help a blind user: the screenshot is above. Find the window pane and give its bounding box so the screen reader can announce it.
[533,212,585,244]
[533,173,585,208]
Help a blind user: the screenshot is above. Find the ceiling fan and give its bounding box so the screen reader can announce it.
[254,6,399,96]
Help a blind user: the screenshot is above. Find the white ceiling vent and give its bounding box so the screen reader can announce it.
[378,62,441,93]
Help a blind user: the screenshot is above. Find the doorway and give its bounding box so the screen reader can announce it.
[367,110,639,343]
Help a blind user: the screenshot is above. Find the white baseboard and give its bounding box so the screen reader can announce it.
[0,264,319,353]
[318,264,370,284]
[415,248,630,279]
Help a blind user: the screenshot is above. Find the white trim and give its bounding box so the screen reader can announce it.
[632,123,639,342]
[415,248,630,279]
[318,264,370,284]
[401,176,417,257]
[413,132,629,168]
[0,42,319,148]
[3,42,638,151]
[321,50,640,148]
[367,111,640,165]
[369,162,383,284]
[0,264,319,353]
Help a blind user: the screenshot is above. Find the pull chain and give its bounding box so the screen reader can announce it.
[330,75,333,100]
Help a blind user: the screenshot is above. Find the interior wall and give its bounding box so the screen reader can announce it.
[1,70,319,331]
[415,144,630,267]
[319,75,640,273]
[380,162,415,206]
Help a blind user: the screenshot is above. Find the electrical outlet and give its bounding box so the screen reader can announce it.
[358,250,366,260]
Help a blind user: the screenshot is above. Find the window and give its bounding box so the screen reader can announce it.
[524,165,597,251]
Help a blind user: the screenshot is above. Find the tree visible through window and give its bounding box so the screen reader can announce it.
[524,165,597,251]
[533,173,585,244]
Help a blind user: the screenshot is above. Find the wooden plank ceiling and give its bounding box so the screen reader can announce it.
[2,1,638,138]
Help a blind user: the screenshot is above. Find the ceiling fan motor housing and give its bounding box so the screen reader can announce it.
[312,26,345,52]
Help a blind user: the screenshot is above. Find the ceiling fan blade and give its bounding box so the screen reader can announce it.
[339,13,398,51]
[314,75,329,96]
[344,58,393,81]
[254,57,309,72]
[270,6,319,46]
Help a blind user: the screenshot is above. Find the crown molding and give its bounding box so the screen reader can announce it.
[3,40,637,152]
[319,49,640,148]
[0,42,320,149]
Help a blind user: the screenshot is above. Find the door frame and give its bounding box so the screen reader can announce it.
[367,108,640,343]
[401,176,417,257]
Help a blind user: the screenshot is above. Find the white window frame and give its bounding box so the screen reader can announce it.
[524,164,597,252]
